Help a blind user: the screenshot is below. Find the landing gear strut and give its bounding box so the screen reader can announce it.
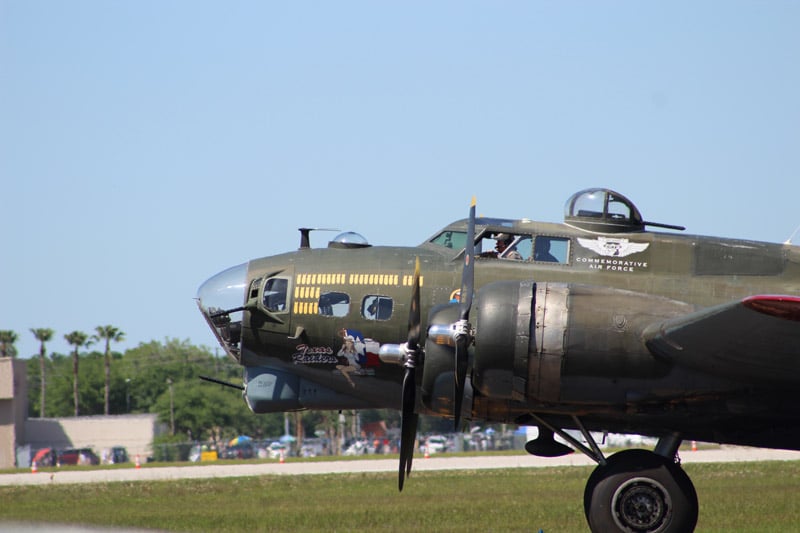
[583,449,698,532]
[525,418,699,532]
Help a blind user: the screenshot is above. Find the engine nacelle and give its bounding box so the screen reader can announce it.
[471,280,535,402]
[419,303,462,417]
[472,281,693,404]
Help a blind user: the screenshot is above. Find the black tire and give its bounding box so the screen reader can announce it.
[584,449,698,533]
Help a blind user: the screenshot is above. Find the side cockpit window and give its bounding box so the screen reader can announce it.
[533,236,570,264]
[363,295,393,321]
[478,233,529,261]
[318,291,350,317]
[263,278,289,312]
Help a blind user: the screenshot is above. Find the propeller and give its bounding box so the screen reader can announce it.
[398,257,421,491]
[453,197,476,430]
[393,198,476,490]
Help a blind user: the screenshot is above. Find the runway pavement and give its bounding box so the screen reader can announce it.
[3,446,800,487]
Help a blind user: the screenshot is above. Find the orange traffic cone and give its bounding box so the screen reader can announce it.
[135,455,141,469]
[279,450,285,464]
[424,447,430,459]
[691,441,698,452]
[31,460,38,474]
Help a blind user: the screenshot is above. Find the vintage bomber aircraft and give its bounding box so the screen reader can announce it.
[197,188,800,532]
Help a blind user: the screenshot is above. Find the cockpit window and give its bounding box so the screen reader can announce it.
[318,291,350,317]
[533,236,570,263]
[263,278,289,312]
[363,295,393,321]
[478,232,528,260]
[430,230,467,250]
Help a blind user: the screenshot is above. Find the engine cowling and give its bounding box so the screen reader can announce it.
[419,303,461,417]
[420,280,694,418]
[472,280,535,402]
[471,281,693,404]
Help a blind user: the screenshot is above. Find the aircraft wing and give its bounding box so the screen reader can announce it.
[644,295,800,385]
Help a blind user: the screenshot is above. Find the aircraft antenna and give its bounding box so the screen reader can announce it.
[298,228,339,249]
[784,223,800,245]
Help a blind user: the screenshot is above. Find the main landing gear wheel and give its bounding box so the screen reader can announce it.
[583,449,698,533]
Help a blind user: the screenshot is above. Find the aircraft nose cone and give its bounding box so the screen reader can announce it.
[197,262,248,358]
[197,263,248,314]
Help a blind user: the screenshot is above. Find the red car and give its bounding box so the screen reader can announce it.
[57,448,100,465]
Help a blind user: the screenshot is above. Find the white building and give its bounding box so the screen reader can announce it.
[1,356,166,467]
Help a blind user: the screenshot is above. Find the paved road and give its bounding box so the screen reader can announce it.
[3,446,800,487]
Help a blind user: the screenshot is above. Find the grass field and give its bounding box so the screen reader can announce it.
[2,460,799,532]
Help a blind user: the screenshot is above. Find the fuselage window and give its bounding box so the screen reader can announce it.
[430,230,467,250]
[363,295,393,321]
[478,233,528,261]
[513,236,532,260]
[263,278,289,312]
[318,291,350,317]
[533,236,570,264]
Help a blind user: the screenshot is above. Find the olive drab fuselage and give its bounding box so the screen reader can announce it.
[198,188,800,450]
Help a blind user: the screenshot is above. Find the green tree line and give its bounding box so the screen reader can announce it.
[1,328,452,451]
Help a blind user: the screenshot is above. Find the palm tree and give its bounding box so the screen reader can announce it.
[31,328,54,417]
[0,330,18,358]
[64,331,91,416]
[94,325,125,415]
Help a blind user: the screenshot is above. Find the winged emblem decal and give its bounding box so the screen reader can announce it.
[577,237,649,258]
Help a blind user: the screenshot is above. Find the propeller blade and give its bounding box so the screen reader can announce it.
[454,197,476,430]
[407,411,418,478]
[399,366,416,491]
[460,197,476,320]
[453,337,468,431]
[408,257,421,350]
[399,257,422,491]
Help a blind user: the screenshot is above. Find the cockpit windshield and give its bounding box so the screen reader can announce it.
[196,262,248,359]
[429,230,468,250]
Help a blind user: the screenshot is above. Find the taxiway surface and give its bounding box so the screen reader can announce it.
[2,446,800,487]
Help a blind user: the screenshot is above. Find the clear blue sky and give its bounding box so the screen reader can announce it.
[2,1,799,359]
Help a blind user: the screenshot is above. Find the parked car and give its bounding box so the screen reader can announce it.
[189,443,219,462]
[58,448,100,465]
[103,446,129,464]
[220,442,255,459]
[267,441,287,459]
[299,438,327,457]
[343,439,370,456]
[424,435,448,454]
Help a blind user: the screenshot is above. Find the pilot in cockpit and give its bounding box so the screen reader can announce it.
[493,233,522,260]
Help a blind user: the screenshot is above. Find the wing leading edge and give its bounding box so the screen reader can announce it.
[644,295,800,385]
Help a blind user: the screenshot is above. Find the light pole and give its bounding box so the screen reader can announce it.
[125,378,131,413]
[167,378,174,435]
